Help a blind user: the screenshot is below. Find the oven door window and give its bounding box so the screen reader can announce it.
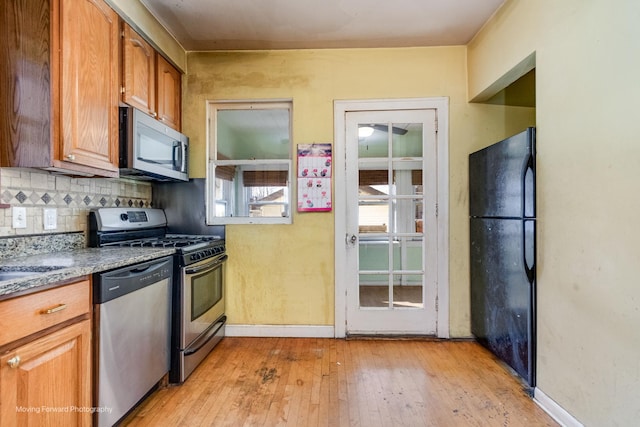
[191,266,222,321]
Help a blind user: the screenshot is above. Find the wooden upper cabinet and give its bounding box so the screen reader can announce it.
[156,54,182,131]
[0,0,51,168]
[55,0,120,175]
[121,23,182,131]
[122,23,156,116]
[0,0,119,177]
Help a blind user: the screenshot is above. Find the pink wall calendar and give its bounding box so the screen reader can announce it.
[297,143,332,212]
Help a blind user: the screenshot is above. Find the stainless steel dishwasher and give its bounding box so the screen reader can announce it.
[93,256,173,426]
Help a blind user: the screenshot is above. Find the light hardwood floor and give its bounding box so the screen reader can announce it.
[122,337,557,427]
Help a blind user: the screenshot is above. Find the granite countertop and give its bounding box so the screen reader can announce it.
[0,247,176,299]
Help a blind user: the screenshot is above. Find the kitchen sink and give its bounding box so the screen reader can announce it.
[0,267,63,282]
[0,271,38,281]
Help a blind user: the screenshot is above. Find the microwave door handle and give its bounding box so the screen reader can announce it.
[172,141,181,171]
[181,142,187,173]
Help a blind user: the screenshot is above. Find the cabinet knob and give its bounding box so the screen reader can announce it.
[66,154,75,161]
[7,355,20,369]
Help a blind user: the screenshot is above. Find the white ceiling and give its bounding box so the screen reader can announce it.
[140,0,506,51]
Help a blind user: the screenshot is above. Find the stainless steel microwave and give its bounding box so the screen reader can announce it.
[119,106,189,181]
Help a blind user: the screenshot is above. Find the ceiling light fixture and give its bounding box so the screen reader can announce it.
[358,126,374,138]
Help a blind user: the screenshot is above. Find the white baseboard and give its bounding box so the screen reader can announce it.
[225,324,335,338]
[534,388,583,427]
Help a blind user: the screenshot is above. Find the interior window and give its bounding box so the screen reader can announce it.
[206,101,292,224]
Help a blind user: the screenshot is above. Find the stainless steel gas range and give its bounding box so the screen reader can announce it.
[89,208,227,385]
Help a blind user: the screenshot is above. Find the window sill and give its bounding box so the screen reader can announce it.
[208,216,292,225]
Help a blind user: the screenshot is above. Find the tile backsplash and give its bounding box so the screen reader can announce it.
[0,168,152,238]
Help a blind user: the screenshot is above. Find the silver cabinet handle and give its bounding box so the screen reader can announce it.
[7,356,20,369]
[66,154,75,161]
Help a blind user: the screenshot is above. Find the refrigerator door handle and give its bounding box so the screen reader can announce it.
[523,219,535,284]
[522,154,535,218]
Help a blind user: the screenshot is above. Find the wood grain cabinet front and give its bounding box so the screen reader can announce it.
[0,280,92,426]
[0,320,92,427]
[122,23,182,131]
[156,54,182,131]
[122,23,156,118]
[0,0,120,177]
[0,280,90,347]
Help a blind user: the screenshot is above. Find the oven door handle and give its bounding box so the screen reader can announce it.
[185,254,228,275]
[184,316,226,356]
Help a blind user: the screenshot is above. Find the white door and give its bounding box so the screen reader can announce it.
[343,109,438,335]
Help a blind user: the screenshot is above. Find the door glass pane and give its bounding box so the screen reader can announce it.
[392,162,422,196]
[359,169,389,191]
[396,237,424,270]
[414,200,423,233]
[392,276,423,309]
[359,240,389,271]
[358,123,390,158]
[392,123,422,157]
[388,197,424,235]
[358,123,388,158]
[359,161,390,234]
[359,282,391,308]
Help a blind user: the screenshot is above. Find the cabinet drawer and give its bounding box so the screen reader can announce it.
[0,280,90,347]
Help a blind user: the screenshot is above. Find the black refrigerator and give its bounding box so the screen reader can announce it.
[469,127,536,389]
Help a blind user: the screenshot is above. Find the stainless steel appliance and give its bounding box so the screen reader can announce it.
[93,256,173,426]
[89,207,227,386]
[469,127,536,389]
[119,106,189,181]
[173,246,226,383]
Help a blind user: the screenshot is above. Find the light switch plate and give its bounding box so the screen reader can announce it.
[12,207,27,229]
[44,208,57,230]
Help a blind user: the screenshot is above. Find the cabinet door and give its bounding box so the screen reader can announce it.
[0,320,91,426]
[122,23,156,116]
[156,54,182,131]
[56,0,119,175]
[0,0,53,168]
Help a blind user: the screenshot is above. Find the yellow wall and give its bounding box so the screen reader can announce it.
[469,0,640,425]
[183,48,534,334]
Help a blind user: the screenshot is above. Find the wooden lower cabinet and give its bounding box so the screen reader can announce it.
[0,319,92,426]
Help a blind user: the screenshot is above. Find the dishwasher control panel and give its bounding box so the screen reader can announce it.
[93,256,173,304]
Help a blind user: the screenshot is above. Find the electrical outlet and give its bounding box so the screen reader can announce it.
[12,207,27,229]
[44,208,57,230]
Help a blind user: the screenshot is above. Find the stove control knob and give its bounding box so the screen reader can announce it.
[120,213,128,221]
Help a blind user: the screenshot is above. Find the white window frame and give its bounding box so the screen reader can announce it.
[206,100,293,225]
